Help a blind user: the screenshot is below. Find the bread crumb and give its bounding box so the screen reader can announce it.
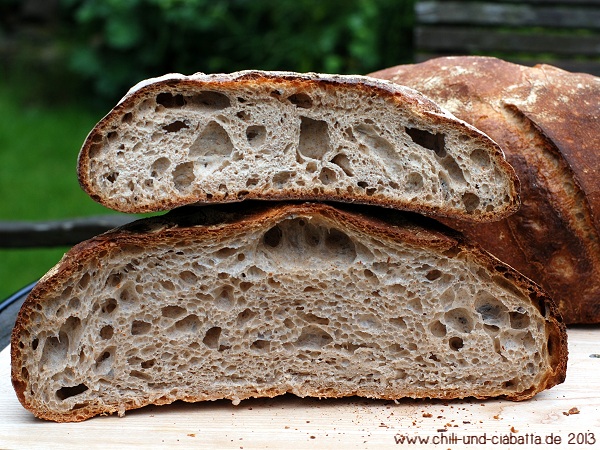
[493,414,501,420]
[423,413,432,418]
[563,407,580,416]
[511,426,518,433]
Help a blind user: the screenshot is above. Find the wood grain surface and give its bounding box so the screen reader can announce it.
[0,328,598,449]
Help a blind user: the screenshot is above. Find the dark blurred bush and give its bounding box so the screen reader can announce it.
[1,0,415,107]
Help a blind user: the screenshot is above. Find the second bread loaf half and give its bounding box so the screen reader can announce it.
[12,202,567,422]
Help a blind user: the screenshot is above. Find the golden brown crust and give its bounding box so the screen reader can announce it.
[11,202,567,421]
[369,56,600,324]
[76,70,519,222]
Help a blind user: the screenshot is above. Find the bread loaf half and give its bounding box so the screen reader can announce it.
[370,56,600,324]
[11,202,566,422]
[77,71,519,222]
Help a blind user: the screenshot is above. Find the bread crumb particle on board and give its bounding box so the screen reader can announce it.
[187,433,195,437]
[423,413,432,418]
[563,407,580,416]
[511,426,518,433]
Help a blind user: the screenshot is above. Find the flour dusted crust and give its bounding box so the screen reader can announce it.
[77,70,519,222]
[11,202,566,422]
[370,56,600,324]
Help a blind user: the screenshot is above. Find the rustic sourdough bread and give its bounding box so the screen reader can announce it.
[77,71,519,222]
[11,202,567,422]
[370,56,600,324]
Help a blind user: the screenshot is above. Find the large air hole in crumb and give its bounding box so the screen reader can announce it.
[237,308,257,326]
[298,116,330,160]
[287,93,313,108]
[449,337,464,351]
[444,308,474,333]
[141,359,155,369]
[188,91,231,110]
[246,176,260,187]
[475,294,508,326]
[60,316,81,344]
[251,340,271,353]
[99,298,118,315]
[272,171,293,187]
[484,324,500,336]
[131,320,151,335]
[179,270,198,284]
[325,228,356,257]
[160,279,176,291]
[330,154,354,176]
[203,327,222,349]
[470,148,490,168]
[40,332,69,368]
[151,157,171,176]
[246,125,266,147]
[215,247,237,258]
[105,172,119,183]
[189,121,234,162]
[263,226,283,247]
[174,314,200,333]
[441,157,466,184]
[79,272,91,290]
[462,192,480,213]
[161,305,187,319]
[100,325,114,340]
[406,173,423,192]
[130,370,151,380]
[429,320,447,337]
[56,383,89,401]
[425,269,442,281]
[303,222,321,247]
[156,93,185,108]
[319,167,338,185]
[390,317,407,328]
[294,326,333,349]
[354,123,397,163]
[215,286,234,310]
[172,162,195,191]
[163,120,189,133]
[299,311,329,326]
[105,272,122,288]
[405,127,446,157]
[509,309,531,329]
[95,347,115,372]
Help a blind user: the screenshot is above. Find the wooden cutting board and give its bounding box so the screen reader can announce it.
[0,328,598,449]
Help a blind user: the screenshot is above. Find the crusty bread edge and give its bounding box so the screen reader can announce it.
[76,71,520,221]
[11,202,566,422]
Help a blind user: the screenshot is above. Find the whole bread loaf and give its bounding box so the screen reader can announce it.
[77,70,519,222]
[370,56,600,324]
[11,202,567,422]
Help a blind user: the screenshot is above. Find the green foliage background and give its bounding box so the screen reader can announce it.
[0,0,415,301]
[3,0,415,106]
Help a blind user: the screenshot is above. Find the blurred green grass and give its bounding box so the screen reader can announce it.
[0,83,118,301]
